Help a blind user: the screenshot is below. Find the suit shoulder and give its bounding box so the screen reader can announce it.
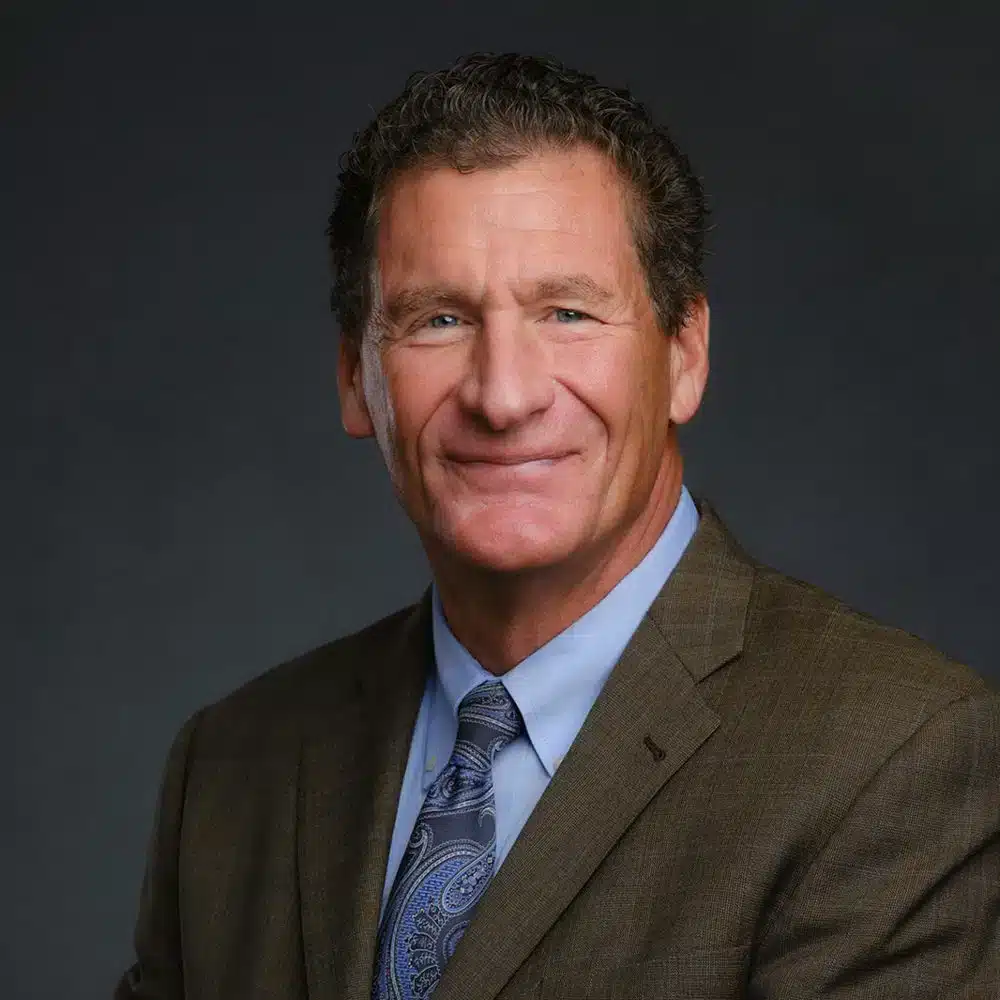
[186,599,424,752]
[698,563,996,796]
[745,564,993,705]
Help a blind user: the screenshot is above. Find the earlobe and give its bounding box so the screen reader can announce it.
[668,297,710,425]
[337,336,376,439]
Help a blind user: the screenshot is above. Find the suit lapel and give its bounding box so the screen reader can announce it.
[434,502,755,1000]
[298,594,433,1000]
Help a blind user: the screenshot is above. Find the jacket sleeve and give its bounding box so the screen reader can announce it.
[751,688,1000,998]
[114,711,202,1000]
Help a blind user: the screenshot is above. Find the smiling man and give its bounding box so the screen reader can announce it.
[344,141,704,673]
[117,53,999,1000]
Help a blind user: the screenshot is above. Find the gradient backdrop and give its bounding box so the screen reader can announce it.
[4,3,999,997]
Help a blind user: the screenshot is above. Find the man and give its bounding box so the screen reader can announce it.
[117,53,999,999]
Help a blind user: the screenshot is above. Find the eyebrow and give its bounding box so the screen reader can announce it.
[529,273,616,305]
[382,273,616,325]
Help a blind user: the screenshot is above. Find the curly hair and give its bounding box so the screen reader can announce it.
[328,52,708,342]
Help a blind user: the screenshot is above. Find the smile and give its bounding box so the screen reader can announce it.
[446,452,571,465]
[445,454,573,483]
[463,458,559,467]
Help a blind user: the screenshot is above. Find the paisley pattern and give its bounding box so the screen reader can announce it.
[372,681,523,1000]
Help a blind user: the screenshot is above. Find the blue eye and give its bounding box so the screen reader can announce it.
[428,314,460,328]
[554,308,587,322]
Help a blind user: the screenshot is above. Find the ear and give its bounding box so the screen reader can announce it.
[668,296,710,425]
[337,335,375,438]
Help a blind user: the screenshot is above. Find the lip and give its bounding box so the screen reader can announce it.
[442,452,574,486]
[444,452,573,465]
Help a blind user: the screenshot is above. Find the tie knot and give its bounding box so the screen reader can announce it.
[456,680,523,759]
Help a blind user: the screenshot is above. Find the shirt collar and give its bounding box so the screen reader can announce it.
[424,485,699,787]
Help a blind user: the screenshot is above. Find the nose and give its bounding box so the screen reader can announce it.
[456,315,555,430]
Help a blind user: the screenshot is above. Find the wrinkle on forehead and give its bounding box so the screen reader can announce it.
[379,148,631,246]
[379,229,640,311]
[374,147,651,321]
[469,189,612,239]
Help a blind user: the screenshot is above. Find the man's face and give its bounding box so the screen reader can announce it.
[339,145,708,577]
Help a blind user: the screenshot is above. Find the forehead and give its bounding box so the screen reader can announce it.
[375,146,640,292]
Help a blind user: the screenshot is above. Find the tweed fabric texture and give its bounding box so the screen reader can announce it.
[115,501,1000,1000]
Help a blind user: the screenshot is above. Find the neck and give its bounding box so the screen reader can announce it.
[430,457,684,675]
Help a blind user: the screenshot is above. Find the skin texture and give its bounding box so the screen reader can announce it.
[338,145,709,673]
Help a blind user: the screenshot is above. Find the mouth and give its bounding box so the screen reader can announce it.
[442,452,575,485]
[444,451,573,466]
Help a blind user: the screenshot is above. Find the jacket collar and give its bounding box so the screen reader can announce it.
[297,498,755,1000]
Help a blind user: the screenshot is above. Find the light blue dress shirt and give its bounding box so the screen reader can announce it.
[379,486,700,919]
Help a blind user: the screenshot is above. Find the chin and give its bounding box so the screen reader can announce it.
[437,507,584,575]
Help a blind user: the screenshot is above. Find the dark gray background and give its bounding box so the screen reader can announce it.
[4,2,999,996]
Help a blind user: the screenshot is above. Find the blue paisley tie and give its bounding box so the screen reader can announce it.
[372,680,523,1000]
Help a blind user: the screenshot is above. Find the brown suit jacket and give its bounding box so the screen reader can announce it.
[116,502,1000,999]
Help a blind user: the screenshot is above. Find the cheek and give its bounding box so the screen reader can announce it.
[555,339,639,439]
[560,339,670,486]
[383,352,460,457]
